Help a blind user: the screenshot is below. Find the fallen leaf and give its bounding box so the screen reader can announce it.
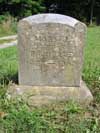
[0,112,8,118]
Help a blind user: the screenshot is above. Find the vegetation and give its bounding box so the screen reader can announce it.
[0,15,17,37]
[0,0,45,20]
[0,39,16,44]
[83,26,100,102]
[0,0,100,24]
[0,26,100,132]
[0,46,18,85]
[0,99,100,132]
[44,0,100,25]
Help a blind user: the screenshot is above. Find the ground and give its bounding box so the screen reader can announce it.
[0,26,100,132]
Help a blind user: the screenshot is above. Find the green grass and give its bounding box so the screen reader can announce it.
[83,26,100,102]
[0,26,100,132]
[0,99,100,132]
[0,18,17,37]
[0,39,16,44]
[0,27,16,37]
[0,46,18,84]
[85,26,100,67]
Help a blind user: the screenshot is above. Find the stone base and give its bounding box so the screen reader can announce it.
[7,80,93,107]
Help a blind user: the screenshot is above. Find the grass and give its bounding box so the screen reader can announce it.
[0,17,17,37]
[0,39,16,44]
[0,26,100,132]
[0,99,100,132]
[83,26,100,102]
[0,46,18,84]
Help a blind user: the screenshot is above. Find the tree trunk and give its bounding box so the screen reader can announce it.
[90,0,95,25]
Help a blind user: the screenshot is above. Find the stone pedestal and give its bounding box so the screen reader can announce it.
[7,80,93,107]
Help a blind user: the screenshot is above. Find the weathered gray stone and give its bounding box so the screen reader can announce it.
[12,13,93,106]
[7,80,93,107]
[18,14,86,86]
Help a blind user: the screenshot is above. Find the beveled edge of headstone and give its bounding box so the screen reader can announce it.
[18,13,84,28]
[6,80,93,107]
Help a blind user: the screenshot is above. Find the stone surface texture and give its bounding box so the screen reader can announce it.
[18,13,86,86]
[7,80,93,107]
[13,13,93,106]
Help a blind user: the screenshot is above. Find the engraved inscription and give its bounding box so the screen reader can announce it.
[29,24,75,68]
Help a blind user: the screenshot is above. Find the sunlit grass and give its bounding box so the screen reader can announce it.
[0,46,18,84]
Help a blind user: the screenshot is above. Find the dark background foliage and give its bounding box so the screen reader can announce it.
[0,0,100,24]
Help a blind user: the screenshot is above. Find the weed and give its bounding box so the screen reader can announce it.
[0,46,18,84]
[0,15,17,37]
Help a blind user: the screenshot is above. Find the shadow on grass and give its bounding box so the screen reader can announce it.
[0,71,18,85]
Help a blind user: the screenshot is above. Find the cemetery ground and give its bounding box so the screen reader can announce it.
[0,26,100,132]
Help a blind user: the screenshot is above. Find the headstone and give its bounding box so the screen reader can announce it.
[8,14,93,106]
[18,14,85,86]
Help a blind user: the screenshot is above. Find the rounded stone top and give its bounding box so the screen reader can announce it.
[21,13,79,27]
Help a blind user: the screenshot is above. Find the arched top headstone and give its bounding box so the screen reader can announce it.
[13,13,93,106]
[18,13,86,86]
[20,13,79,27]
